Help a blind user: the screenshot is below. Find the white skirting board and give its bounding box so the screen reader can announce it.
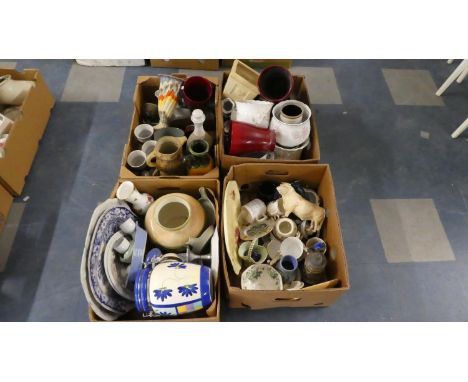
[76,59,145,67]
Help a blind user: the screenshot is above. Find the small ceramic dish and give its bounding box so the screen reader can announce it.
[241,264,283,290]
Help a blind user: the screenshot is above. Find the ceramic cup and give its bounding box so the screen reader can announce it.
[229,120,276,155]
[127,150,147,171]
[266,236,282,259]
[279,236,304,260]
[120,218,136,236]
[141,102,158,125]
[183,76,213,109]
[267,198,285,218]
[305,237,327,254]
[275,255,298,285]
[238,240,268,265]
[142,140,157,156]
[134,124,154,143]
[280,103,304,124]
[116,181,154,215]
[258,66,293,103]
[134,261,213,317]
[113,236,131,255]
[238,198,267,225]
[273,218,298,240]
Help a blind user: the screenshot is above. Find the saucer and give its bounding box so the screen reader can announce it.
[241,264,283,290]
[104,231,134,301]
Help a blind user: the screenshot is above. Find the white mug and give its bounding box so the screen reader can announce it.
[134,124,154,143]
[273,218,298,241]
[142,140,157,155]
[127,150,147,171]
[238,198,267,225]
[279,236,304,260]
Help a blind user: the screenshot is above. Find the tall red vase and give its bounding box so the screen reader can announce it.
[229,120,276,155]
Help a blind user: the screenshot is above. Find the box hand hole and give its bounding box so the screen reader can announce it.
[265,170,289,176]
[274,297,301,302]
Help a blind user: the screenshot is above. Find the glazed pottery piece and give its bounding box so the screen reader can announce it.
[187,109,213,148]
[238,240,268,265]
[222,98,235,118]
[103,231,134,301]
[187,225,215,254]
[185,139,214,176]
[134,124,154,143]
[155,75,184,130]
[280,103,303,124]
[153,127,185,142]
[127,150,147,172]
[241,264,283,290]
[134,261,213,317]
[0,74,35,105]
[229,120,276,155]
[301,278,339,291]
[277,183,326,233]
[142,140,157,156]
[267,198,285,219]
[116,181,154,215]
[285,280,305,290]
[273,217,298,240]
[257,66,293,103]
[84,199,136,318]
[183,76,213,109]
[80,199,126,321]
[145,193,206,250]
[233,100,273,129]
[270,100,311,148]
[274,139,309,160]
[303,251,327,285]
[223,181,242,275]
[141,102,158,125]
[146,135,187,175]
[305,237,327,254]
[239,218,275,241]
[127,225,148,283]
[275,255,298,284]
[279,236,304,260]
[198,187,216,228]
[238,198,267,225]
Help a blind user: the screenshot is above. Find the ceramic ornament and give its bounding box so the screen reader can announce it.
[276,183,326,233]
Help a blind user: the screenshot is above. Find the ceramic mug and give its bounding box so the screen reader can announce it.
[238,198,267,225]
[275,255,298,285]
[142,140,157,156]
[273,218,298,240]
[134,124,154,143]
[279,236,304,260]
[229,120,276,155]
[134,261,213,317]
[183,76,213,109]
[127,150,147,171]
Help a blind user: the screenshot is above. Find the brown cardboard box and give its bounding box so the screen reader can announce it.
[119,74,220,180]
[0,69,55,196]
[218,73,320,174]
[149,59,219,71]
[89,177,221,322]
[0,182,13,235]
[221,59,292,69]
[222,163,349,309]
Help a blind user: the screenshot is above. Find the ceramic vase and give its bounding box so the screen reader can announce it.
[187,109,212,148]
[229,120,275,155]
[183,76,213,109]
[185,139,214,176]
[144,193,206,250]
[134,261,213,317]
[116,181,154,215]
[275,255,298,285]
[257,66,293,103]
[270,100,311,148]
[0,75,35,106]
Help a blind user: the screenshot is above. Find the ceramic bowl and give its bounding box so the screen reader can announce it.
[241,264,283,290]
[270,100,311,148]
[145,193,206,250]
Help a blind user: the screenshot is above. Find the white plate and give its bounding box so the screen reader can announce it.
[223,181,242,275]
[241,264,283,291]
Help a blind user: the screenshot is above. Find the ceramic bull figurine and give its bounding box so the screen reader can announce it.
[276,182,326,233]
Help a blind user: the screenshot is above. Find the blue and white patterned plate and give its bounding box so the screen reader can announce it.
[83,199,136,317]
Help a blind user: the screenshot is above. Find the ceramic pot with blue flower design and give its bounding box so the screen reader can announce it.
[134,261,212,317]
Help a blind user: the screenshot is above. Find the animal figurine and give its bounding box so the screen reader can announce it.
[276,183,326,233]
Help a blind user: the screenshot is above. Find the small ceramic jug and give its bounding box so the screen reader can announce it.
[134,261,213,317]
[238,198,267,225]
[116,181,154,215]
[275,255,298,285]
[146,135,187,175]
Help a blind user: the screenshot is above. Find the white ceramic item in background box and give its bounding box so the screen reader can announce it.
[233,100,273,129]
[116,181,154,215]
[0,74,35,105]
[238,198,267,225]
[134,124,154,143]
[269,100,311,148]
[127,150,147,172]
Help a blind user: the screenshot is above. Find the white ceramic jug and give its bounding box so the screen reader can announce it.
[0,75,35,106]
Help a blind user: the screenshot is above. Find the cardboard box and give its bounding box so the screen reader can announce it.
[120,74,220,180]
[149,59,219,71]
[0,69,55,195]
[218,73,320,174]
[89,177,221,322]
[221,163,350,309]
[0,182,13,235]
[221,59,292,69]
